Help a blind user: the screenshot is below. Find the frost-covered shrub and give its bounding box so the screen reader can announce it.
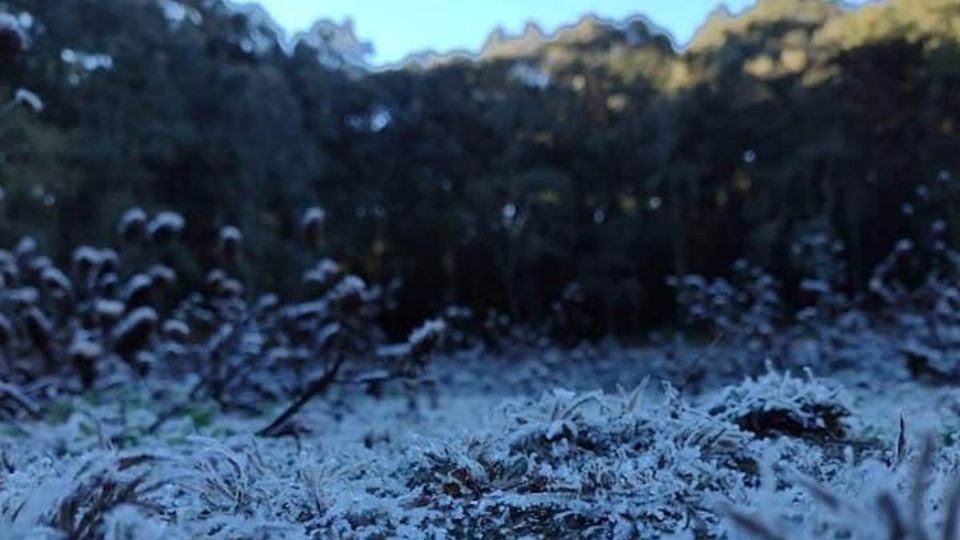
[668,260,783,376]
[784,231,874,368]
[865,228,960,382]
[0,220,182,400]
[669,260,782,350]
[0,204,445,431]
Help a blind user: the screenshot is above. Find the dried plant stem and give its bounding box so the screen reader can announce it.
[257,354,346,437]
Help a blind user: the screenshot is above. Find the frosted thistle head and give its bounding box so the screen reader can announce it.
[71,245,103,282]
[147,211,185,245]
[148,264,177,289]
[217,225,243,265]
[301,207,326,247]
[40,266,73,300]
[118,207,148,242]
[162,319,191,342]
[111,306,158,367]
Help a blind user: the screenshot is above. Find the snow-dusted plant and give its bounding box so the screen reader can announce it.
[0,201,444,434]
[668,260,783,374]
[301,206,326,247]
[117,207,148,242]
[702,362,855,444]
[0,89,43,119]
[402,378,766,538]
[146,211,185,244]
[216,225,242,265]
[726,433,960,539]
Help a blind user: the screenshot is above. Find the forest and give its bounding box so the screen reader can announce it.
[3,0,958,338]
[3,1,960,538]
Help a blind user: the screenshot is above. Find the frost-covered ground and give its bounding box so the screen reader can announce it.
[2,341,959,539]
[4,202,957,538]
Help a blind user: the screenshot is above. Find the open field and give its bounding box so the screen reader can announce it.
[2,339,958,539]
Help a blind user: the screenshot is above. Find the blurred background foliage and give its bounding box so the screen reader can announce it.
[1,0,959,338]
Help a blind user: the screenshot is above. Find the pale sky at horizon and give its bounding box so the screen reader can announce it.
[255,1,758,65]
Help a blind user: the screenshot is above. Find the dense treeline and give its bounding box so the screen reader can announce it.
[1,0,959,337]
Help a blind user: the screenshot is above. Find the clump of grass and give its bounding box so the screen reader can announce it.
[704,363,854,445]
[5,454,166,540]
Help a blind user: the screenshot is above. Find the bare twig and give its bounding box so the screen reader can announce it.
[677,332,725,390]
[257,354,346,438]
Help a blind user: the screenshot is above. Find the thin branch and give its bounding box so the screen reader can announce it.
[257,354,346,438]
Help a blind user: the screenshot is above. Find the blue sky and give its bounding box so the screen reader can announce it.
[256,0,757,65]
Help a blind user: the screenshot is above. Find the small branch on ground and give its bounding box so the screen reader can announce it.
[257,354,346,438]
